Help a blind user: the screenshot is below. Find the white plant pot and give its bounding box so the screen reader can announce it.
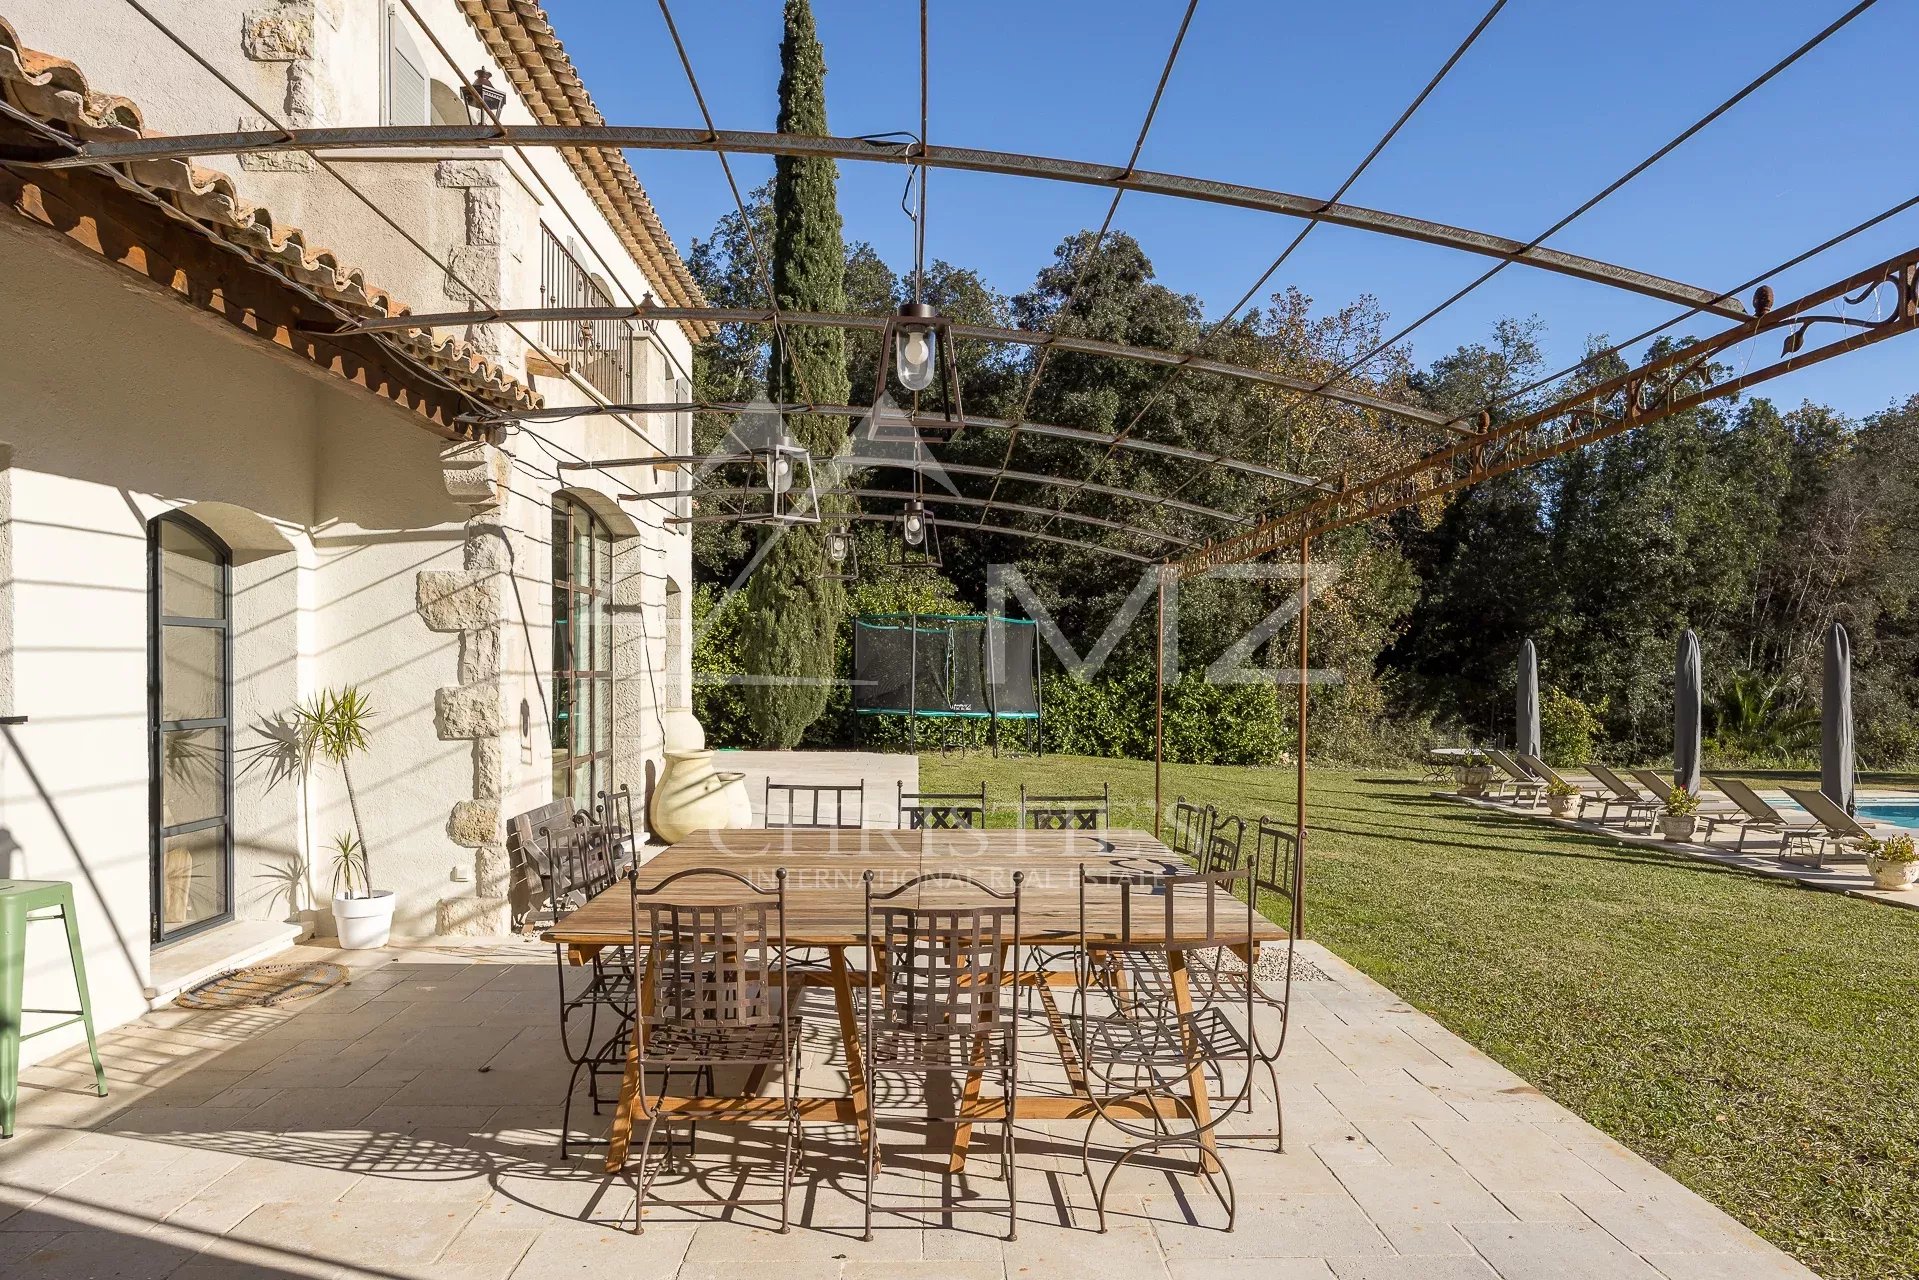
[651,750,752,844]
[1867,857,1919,891]
[1657,815,1699,843]
[1547,795,1581,819]
[332,890,396,950]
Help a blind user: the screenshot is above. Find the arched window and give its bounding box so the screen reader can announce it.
[149,512,232,943]
[553,496,614,804]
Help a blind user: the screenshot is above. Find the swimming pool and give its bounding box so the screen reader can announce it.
[1856,796,1919,828]
[1767,792,1919,830]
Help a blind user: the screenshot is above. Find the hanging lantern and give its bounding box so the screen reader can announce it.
[742,437,818,525]
[893,499,942,571]
[871,303,965,440]
[895,302,938,391]
[821,525,859,582]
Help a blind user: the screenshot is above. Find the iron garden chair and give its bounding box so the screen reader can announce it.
[898,781,988,830]
[862,869,1024,1242]
[1072,861,1258,1232]
[765,780,865,829]
[624,865,803,1234]
[1019,782,1110,830]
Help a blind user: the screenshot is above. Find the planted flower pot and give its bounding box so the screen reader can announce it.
[332,890,396,949]
[1657,814,1699,843]
[1547,794,1581,819]
[1867,857,1919,891]
[1456,766,1493,797]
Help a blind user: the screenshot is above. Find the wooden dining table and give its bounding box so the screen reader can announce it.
[543,826,1284,1174]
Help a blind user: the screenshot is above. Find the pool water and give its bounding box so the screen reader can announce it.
[1855,797,1919,828]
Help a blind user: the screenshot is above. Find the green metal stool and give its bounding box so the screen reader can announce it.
[1,880,108,1137]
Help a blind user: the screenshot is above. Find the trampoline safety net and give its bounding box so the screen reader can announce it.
[853,614,1039,718]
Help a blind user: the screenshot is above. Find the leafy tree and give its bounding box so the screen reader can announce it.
[736,0,853,746]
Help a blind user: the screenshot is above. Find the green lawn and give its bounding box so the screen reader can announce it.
[921,753,1919,1280]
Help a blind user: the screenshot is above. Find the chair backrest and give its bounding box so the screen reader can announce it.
[542,812,618,901]
[1079,862,1253,954]
[1252,815,1300,906]
[1518,754,1570,788]
[1486,749,1534,783]
[897,781,987,830]
[1167,796,1211,858]
[1707,774,1789,823]
[1020,782,1110,830]
[508,798,575,879]
[765,780,864,829]
[630,866,789,1035]
[596,784,641,848]
[1201,814,1245,876]
[863,871,1021,1040]
[1783,785,1870,837]
[1627,768,1678,801]
[1585,761,1644,800]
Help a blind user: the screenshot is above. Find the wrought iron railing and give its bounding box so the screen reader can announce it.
[538,227,634,402]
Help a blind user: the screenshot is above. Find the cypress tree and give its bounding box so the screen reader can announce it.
[739,0,851,746]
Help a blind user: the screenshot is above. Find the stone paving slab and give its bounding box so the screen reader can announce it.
[0,939,1816,1279]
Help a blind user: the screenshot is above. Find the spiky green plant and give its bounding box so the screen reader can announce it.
[293,686,376,896]
[328,832,369,900]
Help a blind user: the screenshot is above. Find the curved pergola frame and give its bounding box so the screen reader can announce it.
[2,124,1746,318]
[673,486,1198,548]
[671,508,1156,565]
[554,402,1331,490]
[332,308,1455,432]
[607,453,1249,525]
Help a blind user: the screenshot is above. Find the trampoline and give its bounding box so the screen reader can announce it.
[852,613,1041,753]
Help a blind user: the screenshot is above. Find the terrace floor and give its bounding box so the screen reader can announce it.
[1,939,1810,1280]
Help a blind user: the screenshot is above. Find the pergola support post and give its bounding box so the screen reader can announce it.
[1154,569,1166,839]
[1296,536,1309,936]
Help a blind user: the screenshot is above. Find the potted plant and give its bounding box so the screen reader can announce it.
[1865,832,1919,891]
[1455,751,1494,797]
[1546,778,1582,819]
[1657,788,1701,842]
[295,686,393,948]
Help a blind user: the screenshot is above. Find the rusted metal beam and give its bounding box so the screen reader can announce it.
[597,452,1248,525]
[544,399,1334,488]
[667,509,1156,564]
[330,308,1452,432]
[654,486,1198,547]
[2,124,1747,317]
[1176,246,1919,578]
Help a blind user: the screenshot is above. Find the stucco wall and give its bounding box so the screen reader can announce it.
[0,0,699,1062]
[0,209,470,1063]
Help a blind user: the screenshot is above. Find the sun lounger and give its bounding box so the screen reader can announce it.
[1518,755,1611,806]
[1780,786,1881,866]
[1485,749,1547,807]
[1626,768,1741,814]
[1582,762,1661,831]
[1700,775,1827,851]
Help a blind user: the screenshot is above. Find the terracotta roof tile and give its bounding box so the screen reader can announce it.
[0,15,540,414]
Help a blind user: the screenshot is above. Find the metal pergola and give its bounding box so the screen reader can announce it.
[7,0,1910,903]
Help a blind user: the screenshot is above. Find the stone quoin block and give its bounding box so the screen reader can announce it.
[464,187,503,247]
[463,513,512,572]
[446,799,501,848]
[435,681,503,740]
[416,570,499,633]
[440,444,510,508]
[458,626,501,684]
[241,5,314,61]
[435,158,502,189]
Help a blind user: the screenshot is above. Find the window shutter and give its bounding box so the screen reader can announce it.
[386,7,429,126]
[674,377,692,519]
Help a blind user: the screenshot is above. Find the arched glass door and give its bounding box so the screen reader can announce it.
[552,497,613,805]
[150,513,233,943]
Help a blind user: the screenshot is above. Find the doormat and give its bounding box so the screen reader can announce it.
[174,961,349,1010]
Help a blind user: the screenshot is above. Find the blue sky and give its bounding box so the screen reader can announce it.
[549,0,1918,417]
